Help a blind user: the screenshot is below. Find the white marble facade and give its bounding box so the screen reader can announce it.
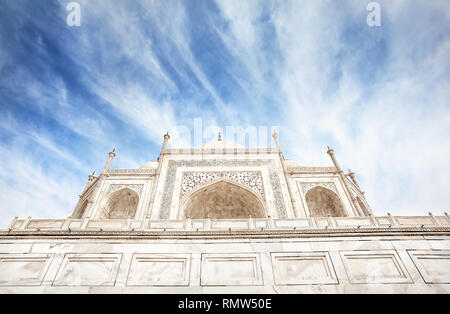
[73,135,371,221]
[1,134,449,293]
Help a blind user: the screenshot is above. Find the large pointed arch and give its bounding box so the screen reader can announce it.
[180,179,267,219]
[305,186,346,217]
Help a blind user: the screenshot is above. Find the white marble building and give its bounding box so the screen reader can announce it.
[0,133,449,293]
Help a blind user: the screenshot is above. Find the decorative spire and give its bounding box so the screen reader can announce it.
[327,146,334,155]
[88,171,96,182]
[326,146,340,171]
[272,131,279,140]
[81,171,97,195]
[160,132,171,156]
[103,149,116,172]
[347,169,362,190]
[272,131,280,150]
[218,131,223,141]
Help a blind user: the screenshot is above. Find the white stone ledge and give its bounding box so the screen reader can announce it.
[3,215,450,233]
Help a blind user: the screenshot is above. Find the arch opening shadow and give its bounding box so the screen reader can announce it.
[101,188,139,219]
[182,180,266,219]
[306,186,346,217]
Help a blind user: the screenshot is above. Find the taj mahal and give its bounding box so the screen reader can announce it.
[0,132,449,293]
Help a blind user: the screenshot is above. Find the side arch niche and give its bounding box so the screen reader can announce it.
[181,179,267,219]
[305,186,346,217]
[101,188,139,219]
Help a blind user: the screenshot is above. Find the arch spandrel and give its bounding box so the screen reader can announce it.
[180,179,267,220]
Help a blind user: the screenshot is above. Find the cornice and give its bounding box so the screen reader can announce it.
[104,168,157,176]
[1,226,449,240]
[286,166,338,174]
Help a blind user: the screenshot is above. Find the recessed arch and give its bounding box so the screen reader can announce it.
[180,179,267,219]
[101,188,139,219]
[305,186,346,217]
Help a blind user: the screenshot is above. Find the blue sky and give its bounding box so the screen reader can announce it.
[0,0,449,226]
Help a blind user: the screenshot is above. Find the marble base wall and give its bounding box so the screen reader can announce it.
[0,235,449,293]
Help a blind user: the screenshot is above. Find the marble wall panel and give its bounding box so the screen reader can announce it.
[53,254,122,286]
[408,250,450,284]
[274,219,312,229]
[271,252,338,285]
[127,254,191,286]
[340,250,412,284]
[0,254,53,286]
[201,253,263,286]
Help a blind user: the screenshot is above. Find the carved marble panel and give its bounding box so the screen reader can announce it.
[340,250,412,284]
[408,250,450,283]
[127,254,191,286]
[180,171,264,199]
[53,254,122,286]
[271,252,338,285]
[301,182,338,195]
[201,253,263,286]
[159,159,287,219]
[107,184,144,197]
[0,254,53,286]
[105,168,156,175]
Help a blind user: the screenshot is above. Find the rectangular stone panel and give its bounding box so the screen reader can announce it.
[27,219,65,229]
[0,254,53,286]
[436,216,450,226]
[127,254,191,286]
[271,252,338,285]
[314,218,331,228]
[129,220,144,229]
[86,219,128,230]
[211,220,249,230]
[201,253,263,286]
[53,254,122,286]
[396,216,435,226]
[408,250,450,283]
[148,220,185,230]
[274,219,311,229]
[334,217,374,227]
[68,219,83,229]
[340,250,412,284]
[192,220,205,230]
[375,217,392,226]
[253,219,268,228]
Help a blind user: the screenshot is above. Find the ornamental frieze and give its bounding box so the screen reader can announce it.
[105,168,156,175]
[107,184,144,197]
[180,171,264,199]
[300,182,339,195]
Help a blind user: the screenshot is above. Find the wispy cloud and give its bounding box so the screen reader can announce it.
[0,0,449,226]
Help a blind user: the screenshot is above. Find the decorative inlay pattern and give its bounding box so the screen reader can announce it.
[180,171,264,199]
[288,166,337,173]
[301,182,338,195]
[159,159,287,219]
[107,184,144,197]
[105,169,156,175]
